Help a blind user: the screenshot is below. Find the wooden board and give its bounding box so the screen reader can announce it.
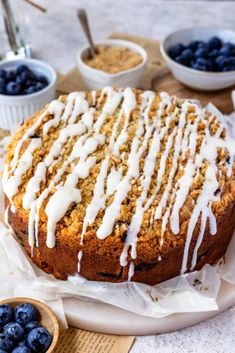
[57,32,235,114]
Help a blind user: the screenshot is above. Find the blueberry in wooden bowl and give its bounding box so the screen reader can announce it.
[0,298,59,353]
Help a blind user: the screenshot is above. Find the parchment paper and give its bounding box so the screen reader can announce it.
[0,94,234,327]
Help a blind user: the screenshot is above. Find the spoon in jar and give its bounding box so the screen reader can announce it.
[77,9,97,58]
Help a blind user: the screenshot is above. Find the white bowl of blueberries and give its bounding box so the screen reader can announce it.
[0,59,56,131]
[160,27,235,91]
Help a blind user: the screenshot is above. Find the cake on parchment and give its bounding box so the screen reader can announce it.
[2,87,235,285]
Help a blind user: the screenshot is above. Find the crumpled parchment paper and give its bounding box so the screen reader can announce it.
[0,93,234,326]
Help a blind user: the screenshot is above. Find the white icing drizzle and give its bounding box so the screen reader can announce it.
[68,92,89,124]
[119,93,177,266]
[96,91,154,241]
[128,262,135,281]
[91,90,96,106]
[3,138,42,199]
[23,162,46,210]
[3,87,234,280]
[43,100,65,135]
[181,164,219,274]
[77,250,83,273]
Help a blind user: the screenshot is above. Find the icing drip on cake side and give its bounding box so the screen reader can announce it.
[2,87,235,280]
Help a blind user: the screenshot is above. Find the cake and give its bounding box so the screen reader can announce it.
[2,87,235,285]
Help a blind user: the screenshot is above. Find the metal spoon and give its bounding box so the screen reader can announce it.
[77,9,97,58]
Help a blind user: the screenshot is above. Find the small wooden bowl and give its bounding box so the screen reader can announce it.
[0,297,59,353]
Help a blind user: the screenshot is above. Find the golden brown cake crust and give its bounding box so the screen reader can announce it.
[6,196,235,284]
[3,88,235,285]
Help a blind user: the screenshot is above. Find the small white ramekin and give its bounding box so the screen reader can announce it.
[77,39,148,90]
[160,27,235,91]
[0,58,57,131]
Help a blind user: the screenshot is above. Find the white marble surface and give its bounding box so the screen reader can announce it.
[1,1,235,352]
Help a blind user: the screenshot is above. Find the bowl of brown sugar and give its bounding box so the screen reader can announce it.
[77,39,148,89]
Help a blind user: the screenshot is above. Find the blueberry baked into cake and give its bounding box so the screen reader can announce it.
[2,87,235,285]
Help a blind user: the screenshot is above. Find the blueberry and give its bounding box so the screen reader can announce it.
[191,62,207,71]
[208,49,219,58]
[27,328,52,353]
[188,40,201,52]
[0,333,14,352]
[16,71,30,85]
[24,322,41,334]
[215,55,228,70]
[197,41,209,50]
[194,48,209,59]
[0,69,7,79]
[16,65,30,75]
[25,80,37,88]
[35,82,47,92]
[219,43,235,57]
[12,347,31,353]
[168,43,185,59]
[37,75,48,84]
[15,304,39,325]
[0,77,6,94]
[25,86,37,95]
[180,49,194,62]
[174,55,185,65]
[5,70,16,82]
[18,339,27,347]
[0,349,8,353]
[0,78,6,88]
[208,36,222,50]
[0,305,14,326]
[4,322,24,342]
[6,82,22,95]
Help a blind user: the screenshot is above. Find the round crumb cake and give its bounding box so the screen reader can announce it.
[2,87,235,285]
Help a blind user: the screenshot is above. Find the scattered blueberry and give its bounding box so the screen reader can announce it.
[0,65,49,96]
[0,333,14,352]
[168,36,235,72]
[0,305,14,326]
[12,347,31,353]
[24,322,41,334]
[4,323,24,342]
[15,304,39,325]
[27,328,52,353]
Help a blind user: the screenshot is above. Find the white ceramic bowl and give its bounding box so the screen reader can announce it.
[77,39,148,90]
[160,27,235,91]
[0,58,57,130]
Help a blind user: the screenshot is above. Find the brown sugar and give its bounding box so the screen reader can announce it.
[84,46,143,74]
